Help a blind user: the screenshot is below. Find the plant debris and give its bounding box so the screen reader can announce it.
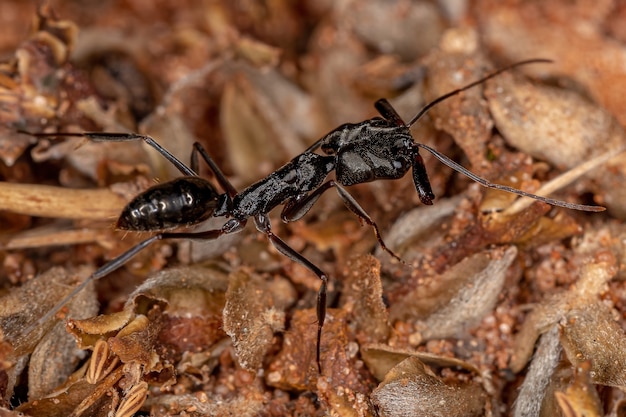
[1,1,626,416]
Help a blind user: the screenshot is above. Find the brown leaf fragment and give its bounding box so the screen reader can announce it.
[371,356,486,417]
[339,255,390,345]
[223,270,287,370]
[108,313,161,368]
[126,266,229,317]
[511,261,616,373]
[267,309,370,397]
[0,266,97,359]
[555,361,602,417]
[68,310,134,349]
[16,366,124,417]
[560,302,626,389]
[429,200,551,274]
[361,343,481,382]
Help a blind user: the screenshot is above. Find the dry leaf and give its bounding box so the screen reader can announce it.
[371,356,486,417]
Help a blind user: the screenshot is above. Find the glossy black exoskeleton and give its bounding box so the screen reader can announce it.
[309,113,435,205]
[118,177,222,230]
[19,58,604,374]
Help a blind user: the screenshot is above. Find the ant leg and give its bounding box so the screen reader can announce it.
[25,218,246,336]
[405,58,553,127]
[281,181,403,263]
[411,144,435,205]
[191,142,238,199]
[254,214,327,373]
[374,99,405,127]
[19,131,197,177]
[417,142,605,212]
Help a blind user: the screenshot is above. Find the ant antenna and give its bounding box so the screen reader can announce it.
[404,58,603,212]
[407,58,552,128]
[417,143,604,212]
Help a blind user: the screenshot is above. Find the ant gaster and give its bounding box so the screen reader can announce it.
[20,59,604,373]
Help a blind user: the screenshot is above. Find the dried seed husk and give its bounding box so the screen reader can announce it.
[391,246,517,342]
[371,356,486,417]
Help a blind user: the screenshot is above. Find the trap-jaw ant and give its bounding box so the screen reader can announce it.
[19,59,604,373]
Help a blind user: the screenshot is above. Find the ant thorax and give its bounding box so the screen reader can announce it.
[321,119,414,185]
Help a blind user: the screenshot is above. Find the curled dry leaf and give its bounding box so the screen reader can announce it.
[371,356,486,417]
[56,266,232,416]
[223,269,294,370]
[390,246,517,342]
[361,344,481,382]
[122,266,230,356]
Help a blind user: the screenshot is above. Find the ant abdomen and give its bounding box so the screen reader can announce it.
[117,177,220,231]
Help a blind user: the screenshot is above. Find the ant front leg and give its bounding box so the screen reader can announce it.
[411,144,435,205]
[253,214,327,373]
[281,181,403,263]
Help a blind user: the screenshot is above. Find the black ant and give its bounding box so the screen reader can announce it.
[19,59,603,373]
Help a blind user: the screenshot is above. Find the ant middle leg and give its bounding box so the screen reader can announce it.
[191,142,238,199]
[253,214,327,373]
[281,181,403,263]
